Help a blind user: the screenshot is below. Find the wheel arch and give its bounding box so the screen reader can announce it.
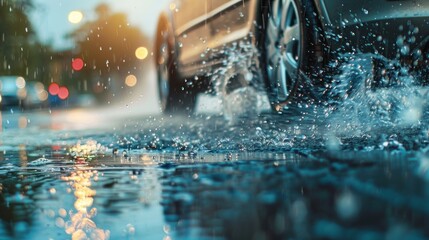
[256,0,330,60]
[154,11,179,69]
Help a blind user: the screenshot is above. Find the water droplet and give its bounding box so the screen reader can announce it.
[400,45,410,55]
[192,173,199,180]
[336,191,359,220]
[163,225,171,234]
[396,35,404,46]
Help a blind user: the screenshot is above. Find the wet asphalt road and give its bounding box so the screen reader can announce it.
[0,105,429,240]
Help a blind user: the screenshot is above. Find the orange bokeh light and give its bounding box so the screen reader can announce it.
[135,47,148,60]
[49,83,60,95]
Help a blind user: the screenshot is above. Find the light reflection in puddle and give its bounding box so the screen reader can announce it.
[61,169,110,240]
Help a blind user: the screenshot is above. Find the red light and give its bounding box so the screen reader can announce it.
[72,58,84,71]
[51,145,61,151]
[58,87,69,100]
[48,83,60,95]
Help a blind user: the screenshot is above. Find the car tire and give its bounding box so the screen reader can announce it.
[261,0,326,112]
[155,15,197,114]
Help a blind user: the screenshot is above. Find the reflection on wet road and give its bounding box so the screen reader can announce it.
[1,106,429,239]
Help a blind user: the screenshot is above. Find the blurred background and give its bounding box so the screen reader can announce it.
[0,0,169,111]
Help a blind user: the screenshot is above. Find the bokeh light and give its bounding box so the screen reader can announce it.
[34,82,44,91]
[38,90,49,101]
[169,3,177,11]
[135,47,148,60]
[16,76,26,89]
[125,74,137,87]
[19,116,28,129]
[72,58,84,71]
[49,83,60,95]
[17,88,27,99]
[68,11,83,24]
[58,87,69,100]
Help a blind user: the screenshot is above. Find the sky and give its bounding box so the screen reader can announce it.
[30,0,169,50]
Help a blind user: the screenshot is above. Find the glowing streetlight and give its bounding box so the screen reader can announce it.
[68,11,83,24]
[135,47,148,60]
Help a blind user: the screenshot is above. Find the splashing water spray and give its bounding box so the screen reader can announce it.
[208,40,269,123]
[326,53,428,135]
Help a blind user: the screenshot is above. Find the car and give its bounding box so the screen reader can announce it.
[0,76,26,110]
[154,0,429,113]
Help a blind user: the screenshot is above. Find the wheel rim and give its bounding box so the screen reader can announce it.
[158,38,170,111]
[265,0,301,103]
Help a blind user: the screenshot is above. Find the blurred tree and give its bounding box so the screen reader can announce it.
[0,0,33,74]
[69,4,149,98]
[0,0,50,83]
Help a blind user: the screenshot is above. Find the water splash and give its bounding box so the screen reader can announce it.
[69,140,108,161]
[208,40,269,123]
[28,158,53,166]
[325,53,428,135]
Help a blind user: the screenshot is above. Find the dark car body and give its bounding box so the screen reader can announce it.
[0,76,24,109]
[155,0,429,112]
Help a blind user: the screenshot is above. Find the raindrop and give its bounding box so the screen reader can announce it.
[415,49,422,57]
[125,224,135,235]
[192,173,199,180]
[163,225,171,234]
[396,35,404,46]
[400,45,410,55]
[336,191,359,220]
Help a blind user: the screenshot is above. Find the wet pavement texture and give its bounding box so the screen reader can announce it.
[1,106,429,240]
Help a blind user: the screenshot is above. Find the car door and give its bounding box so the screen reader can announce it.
[173,0,210,66]
[207,0,253,51]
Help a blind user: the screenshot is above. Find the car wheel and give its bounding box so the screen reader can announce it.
[261,0,325,112]
[155,17,197,114]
